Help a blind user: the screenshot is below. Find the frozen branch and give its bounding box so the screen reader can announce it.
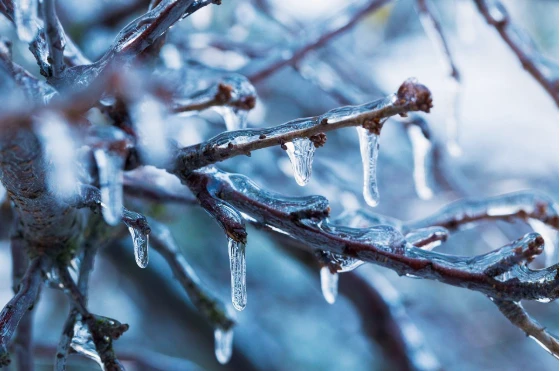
[247,0,392,82]
[41,0,66,78]
[149,220,235,331]
[491,298,559,358]
[0,256,44,367]
[183,168,558,302]
[473,0,559,105]
[172,79,433,174]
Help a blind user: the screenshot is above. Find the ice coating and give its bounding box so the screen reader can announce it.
[407,125,434,200]
[405,227,449,250]
[214,327,233,364]
[356,127,380,207]
[285,138,316,186]
[128,226,149,268]
[70,319,103,368]
[228,238,247,311]
[527,218,558,267]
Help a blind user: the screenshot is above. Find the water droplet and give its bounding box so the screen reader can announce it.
[320,266,338,304]
[285,138,316,186]
[228,238,246,311]
[128,226,149,268]
[214,327,233,364]
[93,149,124,226]
[356,127,380,207]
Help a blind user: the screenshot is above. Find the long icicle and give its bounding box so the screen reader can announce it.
[356,127,380,207]
[228,238,246,311]
[285,138,316,186]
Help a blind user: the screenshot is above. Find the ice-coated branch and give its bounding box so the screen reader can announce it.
[246,0,392,82]
[41,0,66,78]
[473,0,559,105]
[172,75,256,114]
[148,220,235,331]
[491,298,559,358]
[10,233,35,371]
[403,190,559,232]
[172,79,433,174]
[184,168,558,302]
[0,256,44,367]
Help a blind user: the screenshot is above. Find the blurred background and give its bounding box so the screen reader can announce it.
[0,0,558,370]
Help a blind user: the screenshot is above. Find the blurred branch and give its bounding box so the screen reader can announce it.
[473,0,559,106]
[42,0,66,78]
[492,298,559,358]
[247,0,392,82]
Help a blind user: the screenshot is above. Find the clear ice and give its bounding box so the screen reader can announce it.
[356,127,380,207]
[320,266,338,304]
[228,238,247,311]
[70,319,103,368]
[285,138,316,186]
[407,125,433,200]
[128,226,149,268]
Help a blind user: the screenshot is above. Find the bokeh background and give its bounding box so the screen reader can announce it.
[0,0,558,370]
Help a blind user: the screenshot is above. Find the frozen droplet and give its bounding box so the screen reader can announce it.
[14,0,38,43]
[228,238,246,311]
[356,127,380,207]
[320,266,338,304]
[214,106,249,131]
[407,125,433,200]
[321,250,364,273]
[214,327,233,364]
[527,218,558,267]
[70,319,103,368]
[285,138,316,186]
[128,226,149,268]
[93,149,124,226]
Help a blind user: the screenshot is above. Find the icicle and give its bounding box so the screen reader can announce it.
[285,138,316,186]
[228,238,246,311]
[14,0,38,43]
[0,184,6,204]
[70,319,103,368]
[527,219,558,267]
[215,106,249,131]
[93,149,124,226]
[320,266,338,304]
[214,327,233,364]
[445,78,462,157]
[128,226,149,268]
[356,127,380,207]
[407,125,434,200]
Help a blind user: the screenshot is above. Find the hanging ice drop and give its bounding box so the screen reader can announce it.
[228,238,246,311]
[214,327,233,364]
[128,226,149,268]
[285,138,316,186]
[320,266,338,304]
[356,127,380,207]
[70,319,103,368]
[407,125,434,200]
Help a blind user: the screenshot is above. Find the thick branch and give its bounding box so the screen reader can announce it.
[172,79,432,174]
[41,0,66,78]
[183,168,558,302]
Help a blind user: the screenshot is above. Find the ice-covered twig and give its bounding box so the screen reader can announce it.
[247,0,392,82]
[185,168,558,302]
[172,76,256,114]
[403,190,559,232]
[173,79,432,174]
[41,0,66,78]
[56,265,128,370]
[491,298,559,358]
[473,0,559,105]
[0,256,44,367]
[148,220,235,331]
